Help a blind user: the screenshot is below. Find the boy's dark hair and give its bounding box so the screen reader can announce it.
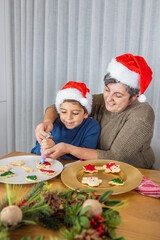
[63,99,88,113]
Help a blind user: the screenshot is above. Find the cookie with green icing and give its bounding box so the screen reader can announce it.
[0,171,15,179]
[25,175,37,182]
[108,178,124,186]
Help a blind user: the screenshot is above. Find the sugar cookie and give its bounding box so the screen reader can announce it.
[0,165,12,172]
[0,171,15,179]
[25,175,37,182]
[103,162,120,173]
[83,164,98,173]
[38,169,55,175]
[36,161,53,169]
[108,178,124,186]
[10,160,25,166]
[82,176,102,187]
[22,165,34,173]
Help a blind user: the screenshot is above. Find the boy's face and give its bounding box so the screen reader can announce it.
[59,101,88,129]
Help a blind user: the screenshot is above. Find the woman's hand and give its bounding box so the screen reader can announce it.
[35,121,53,144]
[44,142,69,159]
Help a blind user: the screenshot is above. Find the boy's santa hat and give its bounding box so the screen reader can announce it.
[107,53,153,102]
[55,81,92,114]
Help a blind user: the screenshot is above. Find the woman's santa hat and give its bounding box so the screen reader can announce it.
[55,81,92,114]
[107,53,153,102]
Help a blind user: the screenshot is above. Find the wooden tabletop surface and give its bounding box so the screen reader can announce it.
[0,152,160,240]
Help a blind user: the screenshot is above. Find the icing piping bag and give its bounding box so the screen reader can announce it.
[41,133,51,164]
[41,150,46,165]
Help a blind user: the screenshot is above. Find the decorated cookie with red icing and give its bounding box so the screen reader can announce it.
[82,176,102,187]
[38,169,55,175]
[36,161,53,169]
[83,164,98,173]
[103,162,120,173]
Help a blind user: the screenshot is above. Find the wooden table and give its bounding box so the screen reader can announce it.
[0,152,160,240]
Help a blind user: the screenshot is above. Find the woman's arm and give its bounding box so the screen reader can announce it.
[35,106,58,143]
[43,105,58,123]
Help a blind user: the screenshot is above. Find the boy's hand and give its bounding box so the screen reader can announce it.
[44,143,69,159]
[35,121,53,144]
[41,138,55,150]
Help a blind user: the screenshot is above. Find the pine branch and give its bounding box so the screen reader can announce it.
[24,181,47,202]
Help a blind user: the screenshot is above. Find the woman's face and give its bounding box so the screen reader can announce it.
[103,83,137,113]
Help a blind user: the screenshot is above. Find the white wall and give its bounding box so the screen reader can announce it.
[0,0,7,157]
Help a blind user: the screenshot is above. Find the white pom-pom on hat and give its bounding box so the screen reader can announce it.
[55,81,92,114]
[138,94,147,102]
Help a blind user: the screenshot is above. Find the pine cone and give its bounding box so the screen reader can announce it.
[74,229,101,240]
[43,192,61,213]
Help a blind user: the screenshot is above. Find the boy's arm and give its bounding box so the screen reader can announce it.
[44,119,100,160]
[44,143,98,160]
[35,105,58,143]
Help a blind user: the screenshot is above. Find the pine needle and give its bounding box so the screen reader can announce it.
[0,227,9,240]
[24,181,47,202]
[5,184,12,206]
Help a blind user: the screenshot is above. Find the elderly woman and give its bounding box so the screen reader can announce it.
[35,53,155,169]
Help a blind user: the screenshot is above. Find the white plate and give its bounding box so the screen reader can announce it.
[0,155,63,184]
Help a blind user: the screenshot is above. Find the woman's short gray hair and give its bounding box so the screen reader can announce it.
[104,73,140,99]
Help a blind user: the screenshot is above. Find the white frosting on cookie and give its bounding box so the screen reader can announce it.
[82,176,102,187]
[103,162,120,173]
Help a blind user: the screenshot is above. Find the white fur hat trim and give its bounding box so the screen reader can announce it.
[107,58,140,89]
[55,88,92,114]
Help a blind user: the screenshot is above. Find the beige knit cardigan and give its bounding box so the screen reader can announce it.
[91,94,155,169]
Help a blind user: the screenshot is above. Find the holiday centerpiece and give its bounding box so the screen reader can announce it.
[0,182,125,240]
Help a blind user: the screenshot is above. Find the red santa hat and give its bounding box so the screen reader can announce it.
[55,81,92,114]
[107,53,153,102]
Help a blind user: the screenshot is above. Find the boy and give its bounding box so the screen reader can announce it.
[31,81,100,159]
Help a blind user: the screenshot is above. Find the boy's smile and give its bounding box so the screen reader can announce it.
[60,101,88,129]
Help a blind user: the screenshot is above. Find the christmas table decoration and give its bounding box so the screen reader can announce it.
[0,182,125,240]
[0,181,52,239]
[39,189,125,240]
